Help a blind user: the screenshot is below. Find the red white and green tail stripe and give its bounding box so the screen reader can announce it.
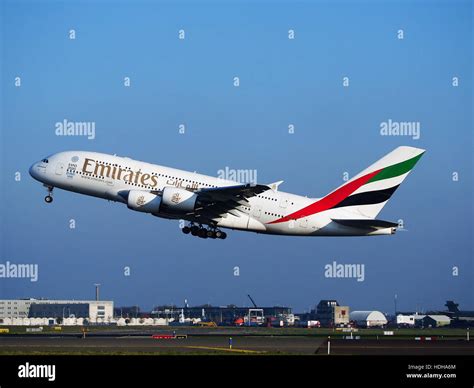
[268,146,425,224]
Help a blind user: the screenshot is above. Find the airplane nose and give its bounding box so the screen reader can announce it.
[29,162,39,180]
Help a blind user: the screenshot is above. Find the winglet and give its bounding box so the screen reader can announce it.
[267,181,284,191]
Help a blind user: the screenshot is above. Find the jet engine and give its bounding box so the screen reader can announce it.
[127,190,162,213]
[161,187,198,213]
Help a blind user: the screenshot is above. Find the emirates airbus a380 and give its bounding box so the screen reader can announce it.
[29,146,424,240]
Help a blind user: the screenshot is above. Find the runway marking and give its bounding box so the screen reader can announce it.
[186,346,265,354]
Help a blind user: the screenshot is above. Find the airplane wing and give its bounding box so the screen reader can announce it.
[197,183,270,201]
[189,183,271,223]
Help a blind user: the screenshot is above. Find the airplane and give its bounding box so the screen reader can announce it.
[29,146,425,240]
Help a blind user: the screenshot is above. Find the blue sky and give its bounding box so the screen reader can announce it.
[1,0,472,313]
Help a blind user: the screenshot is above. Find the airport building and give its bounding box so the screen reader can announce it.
[398,301,474,328]
[433,301,474,327]
[0,299,114,321]
[414,314,451,328]
[396,314,416,327]
[114,306,141,318]
[350,311,388,327]
[0,299,33,318]
[151,304,292,324]
[299,300,350,326]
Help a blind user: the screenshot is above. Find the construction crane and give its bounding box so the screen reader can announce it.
[247,294,258,308]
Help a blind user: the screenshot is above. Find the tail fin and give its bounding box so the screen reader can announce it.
[329,146,425,218]
[267,146,424,225]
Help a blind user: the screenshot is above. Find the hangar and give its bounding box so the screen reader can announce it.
[350,310,387,327]
[414,314,451,328]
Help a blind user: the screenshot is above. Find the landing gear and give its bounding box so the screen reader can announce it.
[44,186,54,203]
[183,223,227,240]
[216,231,227,240]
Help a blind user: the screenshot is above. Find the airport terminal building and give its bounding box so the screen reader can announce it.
[0,299,114,321]
[151,304,292,323]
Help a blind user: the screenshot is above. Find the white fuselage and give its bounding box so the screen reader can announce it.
[29,151,393,237]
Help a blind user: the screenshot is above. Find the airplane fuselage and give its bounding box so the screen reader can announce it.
[29,150,407,238]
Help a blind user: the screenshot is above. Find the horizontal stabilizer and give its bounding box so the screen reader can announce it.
[331,218,398,230]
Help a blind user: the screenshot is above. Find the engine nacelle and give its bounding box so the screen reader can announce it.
[161,187,198,213]
[127,190,162,213]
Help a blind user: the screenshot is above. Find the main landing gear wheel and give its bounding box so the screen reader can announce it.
[185,223,227,240]
[206,230,217,239]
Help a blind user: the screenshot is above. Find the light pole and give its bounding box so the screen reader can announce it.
[94,284,101,301]
[394,294,398,316]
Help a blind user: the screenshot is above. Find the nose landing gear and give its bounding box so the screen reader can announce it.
[44,186,54,203]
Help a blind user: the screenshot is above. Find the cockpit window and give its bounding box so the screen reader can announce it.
[42,159,49,163]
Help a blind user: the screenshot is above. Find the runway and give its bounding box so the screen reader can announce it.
[0,335,472,355]
[327,339,474,355]
[0,336,325,355]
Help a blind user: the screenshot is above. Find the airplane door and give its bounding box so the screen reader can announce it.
[251,206,262,219]
[298,218,308,228]
[55,162,64,175]
[279,198,289,208]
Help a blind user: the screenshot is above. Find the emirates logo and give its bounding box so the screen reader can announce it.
[171,193,181,204]
[136,195,146,206]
